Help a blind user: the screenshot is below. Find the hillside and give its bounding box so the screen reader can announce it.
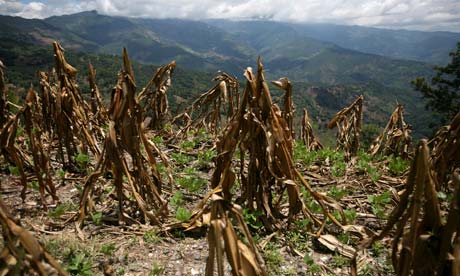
[0,11,447,136]
[290,23,460,65]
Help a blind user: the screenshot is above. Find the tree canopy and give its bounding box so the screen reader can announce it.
[412,42,460,125]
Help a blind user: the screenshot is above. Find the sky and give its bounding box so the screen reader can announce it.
[0,0,459,32]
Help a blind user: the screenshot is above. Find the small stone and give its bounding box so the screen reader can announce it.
[191,268,200,275]
[118,255,126,263]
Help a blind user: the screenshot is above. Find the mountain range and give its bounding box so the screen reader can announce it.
[1,10,459,138]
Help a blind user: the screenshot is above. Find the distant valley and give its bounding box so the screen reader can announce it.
[1,10,459,138]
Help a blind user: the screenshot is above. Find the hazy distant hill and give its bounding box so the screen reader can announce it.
[0,11,452,137]
[289,23,460,65]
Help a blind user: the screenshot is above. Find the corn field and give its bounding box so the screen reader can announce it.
[0,42,459,276]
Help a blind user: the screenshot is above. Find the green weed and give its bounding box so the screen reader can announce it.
[100,243,116,256]
[175,207,192,222]
[243,208,263,230]
[144,230,162,244]
[388,156,408,175]
[91,212,103,226]
[331,161,347,177]
[170,191,184,207]
[368,191,392,219]
[171,152,192,165]
[177,176,206,193]
[264,242,284,275]
[327,186,349,200]
[149,261,165,276]
[67,253,92,276]
[8,165,19,176]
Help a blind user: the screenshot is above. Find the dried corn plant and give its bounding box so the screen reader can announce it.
[205,192,268,276]
[41,42,100,169]
[328,95,363,160]
[137,61,176,130]
[0,62,29,200]
[364,140,460,276]
[22,87,59,207]
[369,104,412,159]
[0,197,69,276]
[429,112,460,190]
[173,72,239,137]
[206,58,343,231]
[0,113,29,201]
[300,108,323,151]
[178,58,344,275]
[0,59,8,128]
[88,63,108,128]
[271,77,294,139]
[76,49,167,229]
[0,87,59,207]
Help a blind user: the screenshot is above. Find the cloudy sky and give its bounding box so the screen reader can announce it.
[1,0,459,32]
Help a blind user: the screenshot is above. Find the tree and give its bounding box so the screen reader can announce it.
[412,42,460,125]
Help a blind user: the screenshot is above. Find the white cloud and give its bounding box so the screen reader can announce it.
[0,0,459,32]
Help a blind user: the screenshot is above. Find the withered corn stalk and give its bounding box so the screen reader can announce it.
[364,139,460,276]
[0,113,29,201]
[210,58,343,231]
[205,193,268,276]
[300,108,323,151]
[0,61,29,200]
[41,42,100,169]
[0,86,59,207]
[88,63,108,129]
[271,77,294,140]
[179,58,344,275]
[429,112,460,190]
[137,61,176,130]
[369,104,412,159]
[173,72,239,137]
[0,197,68,276]
[22,87,59,207]
[328,95,363,161]
[76,49,167,229]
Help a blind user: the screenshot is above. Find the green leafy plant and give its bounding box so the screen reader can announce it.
[388,156,409,175]
[293,142,316,165]
[91,212,103,226]
[151,136,164,145]
[303,254,321,273]
[197,149,216,167]
[179,140,196,151]
[149,261,165,276]
[327,186,348,200]
[177,176,206,193]
[75,151,90,172]
[331,161,347,177]
[30,180,39,190]
[66,253,92,276]
[57,168,67,178]
[368,191,392,219]
[143,230,162,244]
[264,242,284,275]
[100,243,116,256]
[175,207,192,222]
[243,208,263,230]
[171,152,192,166]
[331,254,349,267]
[48,201,76,219]
[170,191,184,207]
[8,165,19,176]
[343,208,357,224]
